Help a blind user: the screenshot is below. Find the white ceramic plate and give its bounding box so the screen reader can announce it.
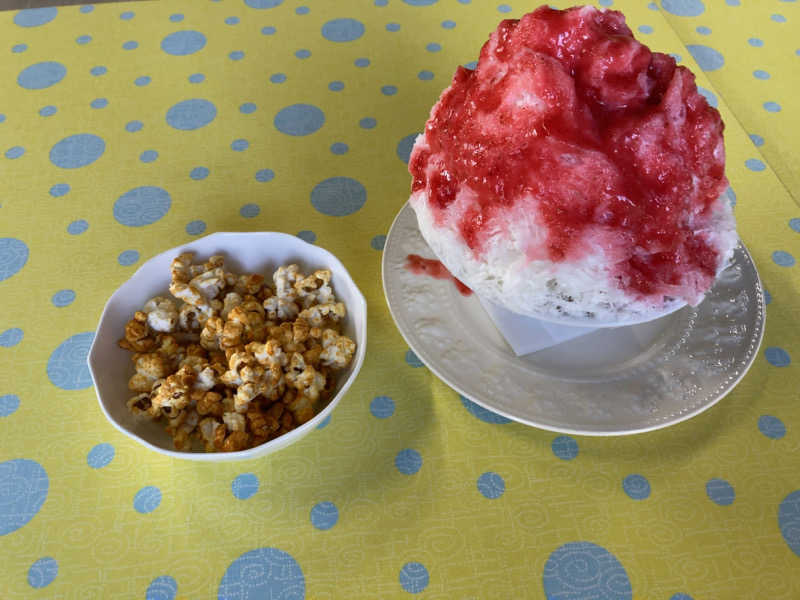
[382,202,765,436]
[89,232,367,461]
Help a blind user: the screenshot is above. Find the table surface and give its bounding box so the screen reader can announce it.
[1,1,799,598]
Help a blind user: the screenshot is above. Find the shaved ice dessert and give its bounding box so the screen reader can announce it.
[408,5,737,324]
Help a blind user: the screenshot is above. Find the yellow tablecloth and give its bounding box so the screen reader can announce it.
[1,1,798,598]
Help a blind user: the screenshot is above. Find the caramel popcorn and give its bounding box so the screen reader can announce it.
[119,252,356,452]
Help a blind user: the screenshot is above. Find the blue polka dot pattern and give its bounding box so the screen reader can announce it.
[27,557,58,589]
[297,230,316,243]
[47,331,94,390]
[464,60,478,70]
[118,250,140,266]
[126,120,143,132]
[240,204,261,218]
[146,575,177,600]
[405,349,424,367]
[354,57,370,67]
[270,73,287,83]
[396,133,418,164]
[543,542,632,600]
[395,449,422,475]
[80,5,94,13]
[120,11,134,20]
[779,490,800,557]
[166,99,217,130]
[765,346,791,366]
[724,186,736,206]
[12,44,28,53]
[50,134,105,169]
[598,0,613,5]
[748,37,763,47]
[122,41,139,50]
[359,117,377,129]
[189,73,205,83]
[696,25,711,35]
[706,478,735,506]
[310,501,339,530]
[443,18,456,25]
[296,6,309,15]
[230,50,245,60]
[322,18,365,42]
[725,0,740,5]
[294,49,310,59]
[750,134,765,147]
[0,394,20,417]
[14,7,58,28]
[745,158,766,171]
[255,169,275,182]
[5,146,25,160]
[789,218,800,233]
[190,166,209,180]
[370,234,386,250]
[240,102,257,114]
[225,16,240,25]
[330,142,348,155]
[140,150,158,163]
[134,486,162,514]
[91,66,107,76]
[670,595,694,600]
[370,395,395,418]
[218,548,305,599]
[185,220,206,235]
[76,35,92,45]
[0,238,29,282]
[274,104,325,136]
[232,473,259,500]
[498,4,512,13]
[386,22,401,32]
[132,76,151,87]
[687,44,724,71]
[261,26,277,35]
[316,414,331,429]
[771,14,787,23]
[477,472,505,499]
[0,459,49,535]
[697,86,718,107]
[310,177,366,216]
[638,25,654,34]
[771,251,795,267]
[245,0,284,7]
[50,183,70,197]
[399,562,429,594]
[0,329,23,348]
[87,443,115,468]
[426,42,442,52]
[623,474,651,500]
[763,101,782,113]
[763,288,772,304]
[17,61,67,89]
[661,0,705,16]
[460,395,511,424]
[231,139,249,152]
[552,436,579,460]
[170,14,183,22]
[753,69,770,80]
[381,85,398,96]
[114,186,171,227]
[418,70,434,80]
[758,415,786,439]
[52,289,76,307]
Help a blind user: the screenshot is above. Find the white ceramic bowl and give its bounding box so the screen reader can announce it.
[88,232,367,461]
